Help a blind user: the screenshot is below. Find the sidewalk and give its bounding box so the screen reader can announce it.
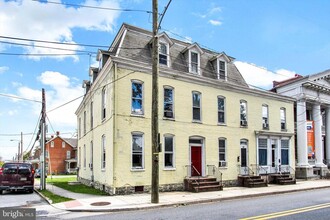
[38,179,330,212]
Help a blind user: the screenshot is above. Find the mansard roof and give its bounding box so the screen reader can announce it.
[111,23,248,87]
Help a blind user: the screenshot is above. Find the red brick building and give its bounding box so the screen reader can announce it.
[45,132,77,174]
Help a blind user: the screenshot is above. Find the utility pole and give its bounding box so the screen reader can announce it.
[151,0,159,204]
[20,132,23,162]
[40,88,46,190]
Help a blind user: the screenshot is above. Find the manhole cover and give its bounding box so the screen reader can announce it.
[90,202,111,206]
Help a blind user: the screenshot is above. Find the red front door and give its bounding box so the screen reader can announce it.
[191,146,202,176]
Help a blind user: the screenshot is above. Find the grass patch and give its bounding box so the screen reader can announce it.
[46,175,77,183]
[45,175,107,196]
[38,189,73,204]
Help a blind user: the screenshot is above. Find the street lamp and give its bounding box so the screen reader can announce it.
[10,139,21,162]
[10,133,23,162]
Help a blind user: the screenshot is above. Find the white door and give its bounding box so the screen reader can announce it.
[240,140,248,175]
[270,139,280,173]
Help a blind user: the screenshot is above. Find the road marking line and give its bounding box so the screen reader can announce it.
[240,202,330,220]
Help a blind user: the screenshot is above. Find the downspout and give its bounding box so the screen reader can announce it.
[112,62,118,195]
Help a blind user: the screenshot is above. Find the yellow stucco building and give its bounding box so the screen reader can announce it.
[76,24,295,195]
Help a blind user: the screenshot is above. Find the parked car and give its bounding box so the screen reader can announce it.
[34,169,47,178]
[0,162,35,194]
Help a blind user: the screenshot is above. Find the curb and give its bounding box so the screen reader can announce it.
[62,185,330,212]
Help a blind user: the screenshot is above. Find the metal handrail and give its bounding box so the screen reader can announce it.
[207,165,223,186]
[185,164,201,192]
[251,164,268,175]
[237,164,255,176]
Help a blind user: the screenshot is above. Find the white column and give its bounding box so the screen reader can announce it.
[313,103,325,167]
[297,99,309,166]
[326,107,330,163]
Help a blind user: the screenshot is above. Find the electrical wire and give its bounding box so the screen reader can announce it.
[0,35,109,48]
[0,52,91,56]
[0,93,42,103]
[24,113,42,155]
[0,40,96,54]
[31,0,154,14]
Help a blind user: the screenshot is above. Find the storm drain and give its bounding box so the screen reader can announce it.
[90,202,111,206]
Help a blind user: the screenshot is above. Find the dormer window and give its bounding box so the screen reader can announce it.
[211,53,230,81]
[159,42,169,66]
[190,51,199,74]
[218,60,226,80]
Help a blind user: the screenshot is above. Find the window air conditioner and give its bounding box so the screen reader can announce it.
[263,123,269,129]
[219,161,227,167]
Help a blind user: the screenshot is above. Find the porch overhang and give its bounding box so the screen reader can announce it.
[255,130,294,137]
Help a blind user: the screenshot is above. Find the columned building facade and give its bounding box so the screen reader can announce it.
[272,71,330,178]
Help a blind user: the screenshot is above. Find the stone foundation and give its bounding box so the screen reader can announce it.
[78,176,238,195]
[78,177,184,195]
[295,166,314,179]
[222,179,238,187]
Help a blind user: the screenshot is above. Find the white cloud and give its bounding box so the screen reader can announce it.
[209,7,222,14]
[235,61,296,89]
[0,0,121,59]
[38,71,71,88]
[209,20,222,26]
[0,66,9,74]
[8,110,17,116]
[37,71,84,128]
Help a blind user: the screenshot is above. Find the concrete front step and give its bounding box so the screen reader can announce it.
[193,185,223,192]
[185,177,223,192]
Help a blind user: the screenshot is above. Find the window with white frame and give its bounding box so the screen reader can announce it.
[51,141,54,148]
[219,138,226,167]
[192,91,201,121]
[164,87,174,118]
[78,117,81,138]
[240,100,248,126]
[83,144,86,168]
[132,133,144,169]
[262,105,269,129]
[66,150,71,159]
[258,138,268,166]
[90,141,93,170]
[159,42,169,66]
[101,87,106,120]
[90,102,93,130]
[164,135,174,168]
[280,108,286,130]
[281,139,289,165]
[190,51,199,74]
[83,110,86,134]
[218,60,226,80]
[131,81,143,115]
[45,150,49,158]
[218,96,225,124]
[101,135,106,169]
[62,141,65,148]
[78,146,81,167]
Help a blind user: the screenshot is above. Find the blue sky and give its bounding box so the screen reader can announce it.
[1,0,330,160]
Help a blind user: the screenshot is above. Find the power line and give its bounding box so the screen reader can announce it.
[0,35,109,48]
[25,113,42,154]
[0,93,42,103]
[0,52,91,56]
[31,0,154,14]
[0,133,36,136]
[158,0,172,31]
[47,95,84,113]
[0,40,96,54]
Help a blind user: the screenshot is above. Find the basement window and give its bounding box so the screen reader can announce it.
[135,186,144,193]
